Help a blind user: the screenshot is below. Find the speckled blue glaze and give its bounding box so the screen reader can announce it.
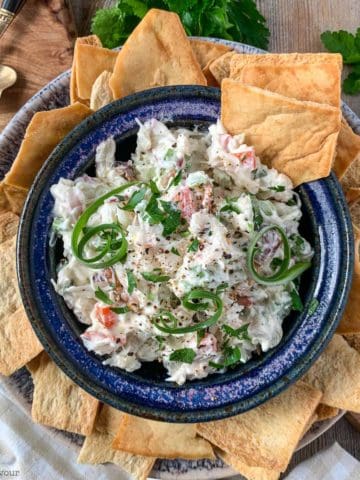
[17,83,353,423]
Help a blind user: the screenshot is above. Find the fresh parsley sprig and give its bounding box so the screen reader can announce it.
[91,0,269,50]
[321,28,360,95]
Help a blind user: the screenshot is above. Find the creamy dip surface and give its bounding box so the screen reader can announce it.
[51,119,313,385]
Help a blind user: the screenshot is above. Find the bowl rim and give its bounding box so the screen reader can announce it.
[17,84,354,422]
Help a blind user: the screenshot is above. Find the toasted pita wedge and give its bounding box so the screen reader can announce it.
[75,44,118,100]
[343,333,360,353]
[0,308,43,376]
[221,80,341,186]
[3,103,92,189]
[109,9,206,99]
[334,118,360,182]
[303,334,360,411]
[190,39,232,70]
[230,52,342,80]
[316,404,339,421]
[70,35,102,105]
[217,449,280,480]
[0,182,10,213]
[349,195,360,229]
[337,229,360,333]
[2,183,28,215]
[113,414,215,460]
[0,212,18,243]
[203,62,220,86]
[28,352,99,435]
[238,62,341,107]
[78,405,155,480]
[90,71,114,111]
[346,187,360,205]
[0,236,43,375]
[209,51,236,84]
[197,381,321,471]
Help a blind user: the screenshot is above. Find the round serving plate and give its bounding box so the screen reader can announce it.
[0,37,358,479]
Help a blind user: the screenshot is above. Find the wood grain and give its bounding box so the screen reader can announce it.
[0,0,73,131]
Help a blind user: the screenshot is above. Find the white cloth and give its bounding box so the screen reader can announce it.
[0,380,359,480]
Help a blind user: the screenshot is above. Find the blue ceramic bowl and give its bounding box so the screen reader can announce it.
[17,85,353,422]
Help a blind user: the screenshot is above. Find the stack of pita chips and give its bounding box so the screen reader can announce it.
[1,7,360,480]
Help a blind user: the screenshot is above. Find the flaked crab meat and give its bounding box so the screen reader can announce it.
[199,333,218,353]
[173,183,214,221]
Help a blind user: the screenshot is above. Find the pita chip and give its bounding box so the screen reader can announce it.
[334,118,360,182]
[197,381,321,471]
[113,414,215,460]
[90,71,114,111]
[346,187,360,205]
[3,103,92,190]
[316,404,339,421]
[337,229,360,333]
[343,333,360,353]
[75,44,118,100]
[237,62,341,107]
[221,80,341,186]
[2,183,28,215]
[70,35,102,105]
[109,9,206,99]
[209,51,236,84]
[78,405,155,480]
[230,52,342,80]
[28,352,99,435]
[0,211,18,243]
[190,39,232,70]
[0,182,10,213]
[0,236,43,375]
[303,334,360,411]
[217,449,280,480]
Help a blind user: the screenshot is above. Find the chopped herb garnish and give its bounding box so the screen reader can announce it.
[149,179,160,195]
[169,170,183,187]
[95,287,112,305]
[52,217,63,233]
[145,194,164,224]
[220,204,241,214]
[126,270,137,294]
[171,247,180,256]
[251,197,263,231]
[308,298,319,315]
[122,186,147,211]
[197,329,206,346]
[290,288,303,312]
[286,197,297,206]
[111,306,130,314]
[216,282,229,294]
[269,185,285,192]
[164,148,174,161]
[180,230,191,237]
[160,201,182,236]
[188,238,199,252]
[169,348,196,364]
[209,345,242,369]
[141,270,170,283]
[222,324,251,342]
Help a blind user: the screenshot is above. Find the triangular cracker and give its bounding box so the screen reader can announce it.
[109,9,206,99]
[113,413,215,460]
[28,352,99,435]
[197,381,321,471]
[78,405,155,480]
[221,80,341,186]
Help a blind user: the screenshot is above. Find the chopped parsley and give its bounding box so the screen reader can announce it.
[251,168,267,180]
[269,185,285,192]
[171,247,180,256]
[216,282,229,294]
[126,270,137,294]
[169,170,183,187]
[209,345,242,369]
[141,270,170,283]
[149,179,160,194]
[290,288,303,312]
[222,324,251,342]
[188,238,199,252]
[164,148,175,161]
[169,348,196,364]
[122,186,147,211]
